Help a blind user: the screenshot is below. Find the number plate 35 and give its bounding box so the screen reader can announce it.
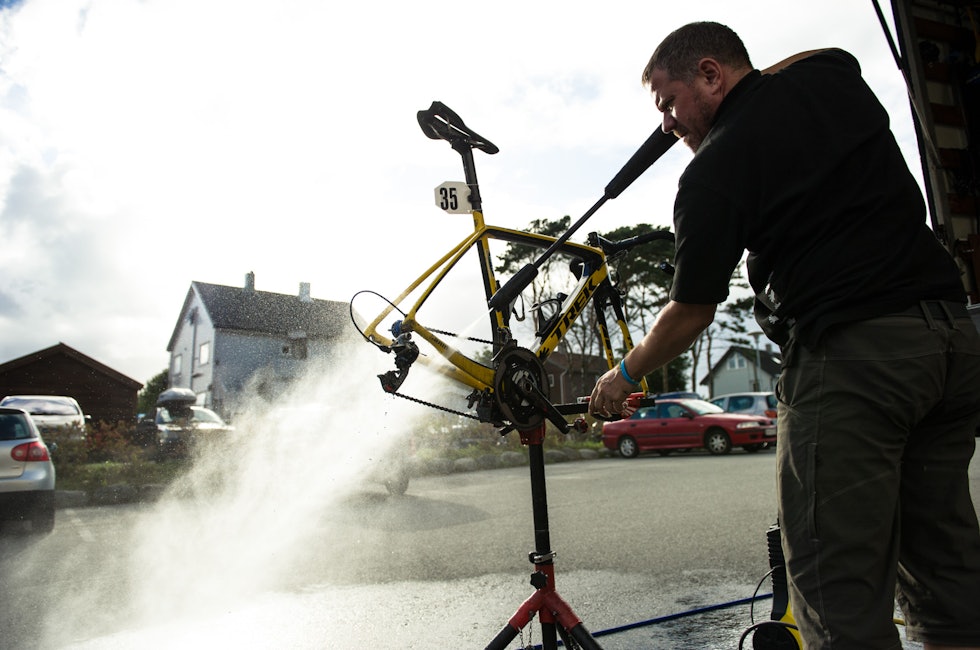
[434,181,472,214]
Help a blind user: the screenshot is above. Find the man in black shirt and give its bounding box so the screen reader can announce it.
[590,21,980,650]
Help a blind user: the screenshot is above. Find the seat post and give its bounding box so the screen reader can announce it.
[451,139,484,212]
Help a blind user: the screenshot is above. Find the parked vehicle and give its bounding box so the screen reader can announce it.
[650,391,702,400]
[710,392,778,421]
[0,395,88,439]
[135,388,233,458]
[601,398,776,458]
[0,407,56,532]
[136,404,233,458]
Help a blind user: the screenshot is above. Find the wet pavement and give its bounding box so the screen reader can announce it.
[4,431,970,649]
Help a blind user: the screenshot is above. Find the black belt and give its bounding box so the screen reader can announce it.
[896,300,968,322]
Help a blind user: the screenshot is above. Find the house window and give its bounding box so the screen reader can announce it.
[199,342,210,366]
[283,338,308,360]
[727,354,746,370]
[172,354,182,375]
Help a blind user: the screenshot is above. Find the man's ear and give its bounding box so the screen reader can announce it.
[697,57,724,90]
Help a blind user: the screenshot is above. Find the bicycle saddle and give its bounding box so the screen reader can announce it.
[417,101,499,154]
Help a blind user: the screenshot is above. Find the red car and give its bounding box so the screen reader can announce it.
[601,398,776,458]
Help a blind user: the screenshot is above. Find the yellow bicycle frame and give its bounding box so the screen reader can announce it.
[361,208,648,399]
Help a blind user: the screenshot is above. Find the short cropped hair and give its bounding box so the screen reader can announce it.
[641,22,752,86]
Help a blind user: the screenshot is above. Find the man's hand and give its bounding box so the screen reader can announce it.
[587,300,716,419]
[589,366,635,418]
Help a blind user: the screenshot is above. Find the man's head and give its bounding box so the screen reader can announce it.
[641,22,753,151]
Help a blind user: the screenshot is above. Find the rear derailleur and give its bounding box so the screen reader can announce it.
[377,320,420,393]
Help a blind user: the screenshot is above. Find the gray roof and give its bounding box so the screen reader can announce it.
[168,281,354,351]
[700,345,782,386]
[194,281,351,336]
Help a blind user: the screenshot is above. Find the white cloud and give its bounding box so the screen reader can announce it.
[0,0,922,383]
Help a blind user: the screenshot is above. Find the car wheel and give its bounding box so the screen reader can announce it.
[704,429,732,455]
[742,444,763,453]
[384,467,410,496]
[617,436,639,459]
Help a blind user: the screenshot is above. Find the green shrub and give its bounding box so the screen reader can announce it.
[43,420,183,493]
[56,459,186,493]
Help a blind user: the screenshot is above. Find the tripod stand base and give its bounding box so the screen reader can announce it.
[484,570,601,649]
[484,423,602,650]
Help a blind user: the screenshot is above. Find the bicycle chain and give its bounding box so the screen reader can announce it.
[382,325,491,420]
[428,326,492,346]
[386,389,482,420]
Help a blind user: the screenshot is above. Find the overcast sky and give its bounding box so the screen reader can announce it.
[0,0,914,386]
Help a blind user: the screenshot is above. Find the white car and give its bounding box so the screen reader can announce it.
[0,395,88,438]
[710,392,778,422]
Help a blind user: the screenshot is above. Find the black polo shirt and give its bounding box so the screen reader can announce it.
[669,49,964,347]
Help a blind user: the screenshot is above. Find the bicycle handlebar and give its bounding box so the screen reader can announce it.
[488,229,675,312]
[590,229,675,255]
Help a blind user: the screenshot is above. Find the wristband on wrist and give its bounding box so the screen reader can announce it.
[619,358,640,385]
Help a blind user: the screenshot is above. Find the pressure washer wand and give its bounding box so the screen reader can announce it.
[488,129,677,311]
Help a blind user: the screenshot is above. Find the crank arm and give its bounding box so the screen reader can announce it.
[515,376,570,434]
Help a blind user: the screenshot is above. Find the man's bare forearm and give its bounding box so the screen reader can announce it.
[623,300,716,378]
[589,300,715,416]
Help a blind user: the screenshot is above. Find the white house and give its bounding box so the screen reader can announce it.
[166,272,356,418]
[701,344,782,398]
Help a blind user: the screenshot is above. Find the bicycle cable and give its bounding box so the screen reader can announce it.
[351,290,490,419]
[349,290,405,351]
[350,289,493,346]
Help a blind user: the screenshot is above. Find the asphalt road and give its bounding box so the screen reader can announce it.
[2,443,977,649]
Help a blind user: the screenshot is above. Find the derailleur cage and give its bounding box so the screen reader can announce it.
[377,321,420,394]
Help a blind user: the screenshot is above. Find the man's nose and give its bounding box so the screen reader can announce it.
[662,113,677,134]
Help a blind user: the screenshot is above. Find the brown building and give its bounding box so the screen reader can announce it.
[0,343,143,424]
[543,349,610,405]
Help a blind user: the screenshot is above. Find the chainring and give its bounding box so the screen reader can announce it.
[492,346,549,430]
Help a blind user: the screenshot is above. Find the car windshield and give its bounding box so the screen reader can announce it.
[676,399,725,415]
[190,407,225,424]
[157,406,225,425]
[765,394,778,408]
[1,397,79,416]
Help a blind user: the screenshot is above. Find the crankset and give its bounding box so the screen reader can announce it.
[492,345,570,433]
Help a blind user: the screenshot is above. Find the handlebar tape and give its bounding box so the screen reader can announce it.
[603,129,677,199]
[596,229,675,255]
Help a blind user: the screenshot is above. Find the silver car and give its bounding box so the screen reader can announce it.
[0,407,56,533]
[136,404,234,458]
[0,394,88,439]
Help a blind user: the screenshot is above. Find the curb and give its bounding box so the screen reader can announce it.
[55,446,612,509]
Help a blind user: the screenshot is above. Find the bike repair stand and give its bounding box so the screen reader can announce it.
[485,422,603,650]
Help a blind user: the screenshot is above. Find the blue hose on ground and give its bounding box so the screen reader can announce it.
[531,593,774,648]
